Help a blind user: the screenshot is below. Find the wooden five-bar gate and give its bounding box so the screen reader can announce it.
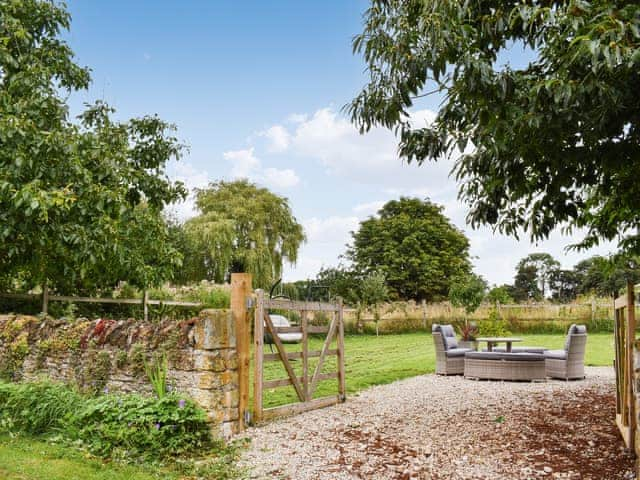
[252,289,346,423]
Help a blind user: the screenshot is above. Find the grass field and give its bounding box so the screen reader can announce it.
[1,332,615,480]
[256,332,615,408]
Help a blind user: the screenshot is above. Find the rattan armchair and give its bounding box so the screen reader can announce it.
[432,324,472,375]
[544,324,587,380]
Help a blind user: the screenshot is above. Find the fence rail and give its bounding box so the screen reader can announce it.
[0,291,202,321]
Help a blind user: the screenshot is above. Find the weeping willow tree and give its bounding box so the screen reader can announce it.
[184,180,305,288]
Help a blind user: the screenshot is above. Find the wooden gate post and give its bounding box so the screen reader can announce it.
[627,281,636,452]
[231,273,252,430]
[253,289,265,423]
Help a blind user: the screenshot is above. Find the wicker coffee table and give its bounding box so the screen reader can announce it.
[476,337,522,352]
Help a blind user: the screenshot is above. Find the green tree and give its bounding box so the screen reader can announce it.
[449,273,487,314]
[516,253,560,298]
[513,265,540,302]
[349,1,640,252]
[0,0,185,293]
[183,180,305,288]
[347,197,471,301]
[575,254,640,298]
[549,269,581,303]
[486,285,514,306]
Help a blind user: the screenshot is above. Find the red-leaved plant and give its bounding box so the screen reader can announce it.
[459,323,479,341]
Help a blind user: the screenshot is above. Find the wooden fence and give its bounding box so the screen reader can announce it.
[0,291,201,322]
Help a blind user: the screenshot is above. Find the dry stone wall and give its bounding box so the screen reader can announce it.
[0,309,239,438]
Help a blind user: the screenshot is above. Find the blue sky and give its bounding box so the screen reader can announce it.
[63,1,614,286]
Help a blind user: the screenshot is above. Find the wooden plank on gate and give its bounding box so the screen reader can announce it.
[302,311,309,401]
[337,298,346,401]
[314,372,338,382]
[264,377,303,389]
[254,290,265,423]
[273,326,302,333]
[309,314,339,398]
[263,311,305,401]
[615,295,627,310]
[263,349,338,362]
[263,298,340,312]
[308,326,329,334]
[262,395,341,421]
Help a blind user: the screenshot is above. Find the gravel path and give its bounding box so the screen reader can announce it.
[238,367,635,480]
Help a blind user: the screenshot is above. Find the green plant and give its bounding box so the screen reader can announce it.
[0,381,83,434]
[66,393,212,460]
[144,353,168,399]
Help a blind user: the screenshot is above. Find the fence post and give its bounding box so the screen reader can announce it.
[143,290,149,322]
[231,273,252,429]
[42,282,49,316]
[591,298,596,322]
[421,299,427,330]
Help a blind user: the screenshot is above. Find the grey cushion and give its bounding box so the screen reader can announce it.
[488,347,547,354]
[465,351,544,361]
[565,324,587,350]
[439,324,458,349]
[565,324,577,350]
[445,347,472,358]
[544,349,567,360]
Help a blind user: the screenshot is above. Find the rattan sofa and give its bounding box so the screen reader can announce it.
[543,324,587,380]
[432,324,472,375]
[463,351,546,381]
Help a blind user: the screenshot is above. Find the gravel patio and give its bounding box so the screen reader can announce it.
[238,367,635,480]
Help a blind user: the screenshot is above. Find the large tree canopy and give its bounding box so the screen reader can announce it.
[347,197,471,301]
[0,0,185,292]
[183,180,305,288]
[350,1,640,251]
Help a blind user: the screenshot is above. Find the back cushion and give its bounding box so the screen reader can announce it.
[565,324,587,350]
[564,324,577,351]
[440,324,458,349]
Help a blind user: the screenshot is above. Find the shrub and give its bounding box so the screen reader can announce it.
[0,381,82,434]
[478,309,511,337]
[66,393,213,461]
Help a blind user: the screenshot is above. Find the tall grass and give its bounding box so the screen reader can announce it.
[0,381,83,434]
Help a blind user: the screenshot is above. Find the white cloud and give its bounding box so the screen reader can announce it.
[224,147,300,189]
[264,107,455,194]
[225,148,261,178]
[286,113,308,124]
[353,200,385,216]
[303,216,360,244]
[166,161,210,221]
[263,167,300,188]
[259,125,291,153]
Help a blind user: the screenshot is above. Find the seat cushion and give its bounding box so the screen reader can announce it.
[544,349,567,360]
[445,348,472,358]
[465,351,544,361]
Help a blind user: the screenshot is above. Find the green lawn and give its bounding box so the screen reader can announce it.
[256,332,615,408]
[1,332,615,480]
[0,436,176,480]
